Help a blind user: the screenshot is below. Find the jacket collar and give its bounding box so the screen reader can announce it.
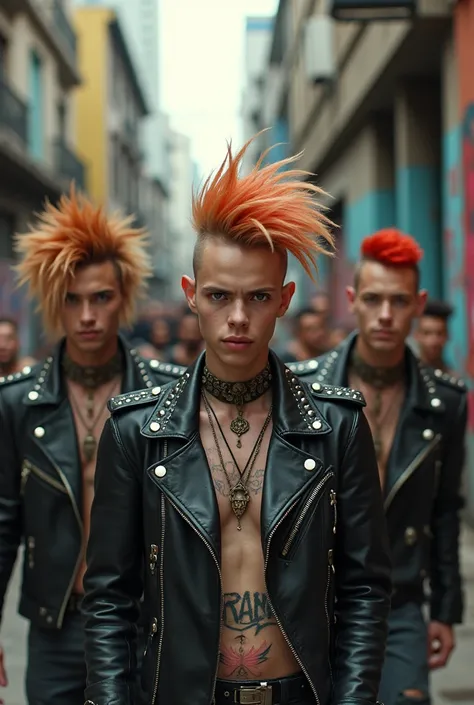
[23,333,151,406]
[318,331,446,414]
[141,349,333,440]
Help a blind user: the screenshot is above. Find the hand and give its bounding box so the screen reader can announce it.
[428,620,455,670]
[0,646,8,704]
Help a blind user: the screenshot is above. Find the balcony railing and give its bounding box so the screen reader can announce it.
[54,138,86,190]
[0,77,28,144]
[53,0,77,64]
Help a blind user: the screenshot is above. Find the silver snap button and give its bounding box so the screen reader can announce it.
[34,426,45,438]
[312,420,322,430]
[152,386,161,396]
[154,465,166,478]
[149,422,161,433]
[22,366,31,374]
[312,382,321,391]
[28,391,39,401]
[430,398,441,408]
[150,359,159,368]
[304,458,316,471]
[422,429,434,440]
[308,360,318,369]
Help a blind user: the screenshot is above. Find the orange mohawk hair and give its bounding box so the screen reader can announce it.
[14,188,152,337]
[191,135,335,277]
[361,228,423,267]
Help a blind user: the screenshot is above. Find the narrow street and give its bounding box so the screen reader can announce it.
[1,530,473,704]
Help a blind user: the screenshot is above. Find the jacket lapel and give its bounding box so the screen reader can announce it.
[23,335,155,509]
[143,352,334,553]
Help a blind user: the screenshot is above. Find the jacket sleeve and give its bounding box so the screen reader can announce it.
[332,410,392,705]
[83,417,143,705]
[430,391,467,624]
[0,390,22,622]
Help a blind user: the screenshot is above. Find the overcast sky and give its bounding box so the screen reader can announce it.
[160,0,279,178]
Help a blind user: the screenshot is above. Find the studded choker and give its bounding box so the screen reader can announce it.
[62,350,123,390]
[350,350,405,390]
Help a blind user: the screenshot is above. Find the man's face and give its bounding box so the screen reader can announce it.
[298,313,326,353]
[59,260,123,356]
[415,316,448,363]
[347,261,426,356]
[0,322,19,365]
[182,238,295,377]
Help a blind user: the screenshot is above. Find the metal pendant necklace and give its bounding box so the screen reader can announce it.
[68,377,119,462]
[202,392,272,530]
[202,363,272,447]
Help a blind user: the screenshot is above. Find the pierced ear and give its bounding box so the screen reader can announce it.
[181,276,197,313]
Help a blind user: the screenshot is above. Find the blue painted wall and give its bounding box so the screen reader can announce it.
[28,50,44,161]
[396,166,442,296]
[344,189,395,262]
[442,126,467,371]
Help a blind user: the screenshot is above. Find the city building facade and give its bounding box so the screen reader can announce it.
[0,0,85,352]
[262,0,474,517]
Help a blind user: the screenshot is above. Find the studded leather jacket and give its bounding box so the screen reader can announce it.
[82,351,391,705]
[0,335,185,631]
[288,333,467,624]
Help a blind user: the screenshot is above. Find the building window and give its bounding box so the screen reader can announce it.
[57,100,67,142]
[28,50,44,161]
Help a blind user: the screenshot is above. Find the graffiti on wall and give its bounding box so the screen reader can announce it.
[462,103,474,427]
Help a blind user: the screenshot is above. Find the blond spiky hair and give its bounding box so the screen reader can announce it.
[14,188,152,336]
[192,134,335,277]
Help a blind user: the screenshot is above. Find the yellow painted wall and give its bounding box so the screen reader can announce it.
[73,8,112,204]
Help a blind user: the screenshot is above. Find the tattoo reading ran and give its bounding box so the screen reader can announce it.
[224,591,277,634]
[209,460,264,498]
[220,635,272,679]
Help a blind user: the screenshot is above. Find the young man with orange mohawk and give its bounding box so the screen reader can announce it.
[290,229,467,705]
[0,190,184,705]
[82,140,392,705]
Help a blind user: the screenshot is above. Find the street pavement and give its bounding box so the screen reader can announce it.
[1,531,473,705]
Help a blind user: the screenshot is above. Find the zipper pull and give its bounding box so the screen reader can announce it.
[149,544,158,575]
[328,548,335,574]
[330,490,337,535]
[21,463,31,495]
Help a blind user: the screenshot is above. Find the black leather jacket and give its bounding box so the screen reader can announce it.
[0,336,184,631]
[83,351,391,705]
[288,333,467,624]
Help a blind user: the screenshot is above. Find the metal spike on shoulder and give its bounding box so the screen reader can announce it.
[309,381,366,406]
[108,384,164,413]
[147,359,187,377]
[0,365,36,386]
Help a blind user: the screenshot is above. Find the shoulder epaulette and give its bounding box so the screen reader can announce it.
[108,384,164,413]
[0,365,36,387]
[432,368,467,391]
[308,381,366,406]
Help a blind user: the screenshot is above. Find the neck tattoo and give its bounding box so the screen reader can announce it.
[201,362,272,448]
[350,350,405,461]
[62,350,123,462]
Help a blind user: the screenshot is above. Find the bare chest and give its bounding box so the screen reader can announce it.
[199,408,272,532]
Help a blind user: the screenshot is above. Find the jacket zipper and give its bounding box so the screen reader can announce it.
[152,441,168,705]
[27,536,35,569]
[325,549,335,684]
[281,471,334,558]
[154,494,224,704]
[330,490,337,534]
[21,459,68,495]
[264,505,322,705]
[52,459,84,628]
[384,435,441,512]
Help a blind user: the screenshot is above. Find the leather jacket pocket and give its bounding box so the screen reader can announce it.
[280,469,335,560]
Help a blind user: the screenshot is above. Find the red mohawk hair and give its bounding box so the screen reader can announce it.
[14,188,152,337]
[192,135,335,277]
[361,228,423,267]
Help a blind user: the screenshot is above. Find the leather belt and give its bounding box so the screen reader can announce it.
[214,673,310,705]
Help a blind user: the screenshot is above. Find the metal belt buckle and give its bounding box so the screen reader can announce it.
[236,683,273,705]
